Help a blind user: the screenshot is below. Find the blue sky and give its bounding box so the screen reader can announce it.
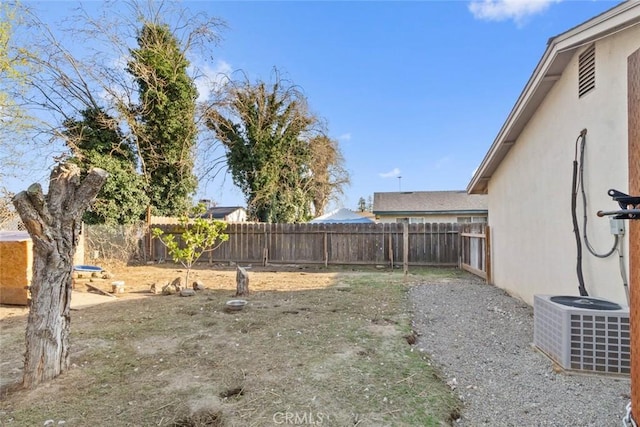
[5,0,623,211]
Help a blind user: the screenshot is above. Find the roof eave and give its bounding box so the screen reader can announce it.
[373,209,488,216]
[467,1,640,195]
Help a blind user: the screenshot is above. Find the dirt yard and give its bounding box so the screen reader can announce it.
[0,264,464,426]
[0,263,341,320]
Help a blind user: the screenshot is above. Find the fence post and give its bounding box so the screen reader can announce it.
[485,225,492,284]
[388,226,394,268]
[323,231,328,268]
[403,222,409,275]
[263,225,268,266]
[146,205,152,262]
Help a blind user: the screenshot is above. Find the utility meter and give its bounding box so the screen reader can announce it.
[610,218,625,235]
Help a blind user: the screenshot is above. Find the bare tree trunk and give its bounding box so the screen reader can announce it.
[12,163,107,389]
[235,266,249,297]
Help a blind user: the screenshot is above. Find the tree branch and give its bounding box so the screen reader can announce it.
[72,167,108,213]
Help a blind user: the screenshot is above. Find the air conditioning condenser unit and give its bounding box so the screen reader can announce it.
[533,294,630,375]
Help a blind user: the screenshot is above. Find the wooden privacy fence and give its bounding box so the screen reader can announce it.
[459,222,491,282]
[148,222,461,268]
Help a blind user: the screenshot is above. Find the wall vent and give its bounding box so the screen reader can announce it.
[578,45,595,97]
[533,294,629,375]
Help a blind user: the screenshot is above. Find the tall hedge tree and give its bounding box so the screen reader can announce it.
[127,22,198,216]
[63,107,149,224]
[206,73,348,223]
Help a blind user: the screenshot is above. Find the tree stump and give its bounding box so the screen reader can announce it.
[235,266,249,297]
[12,163,107,389]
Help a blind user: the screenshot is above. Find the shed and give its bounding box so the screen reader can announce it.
[0,231,32,305]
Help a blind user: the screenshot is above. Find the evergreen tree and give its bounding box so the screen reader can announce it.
[63,107,149,224]
[128,22,198,216]
[358,197,366,212]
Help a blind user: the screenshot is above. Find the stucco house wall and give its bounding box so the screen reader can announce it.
[224,209,247,222]
[375,213,486,224]
[477,14,639,306]
[201,207,247,222]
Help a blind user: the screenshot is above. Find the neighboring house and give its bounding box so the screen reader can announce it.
[202,206,247,222]
[309,208,376,224]
[373,191,488,224]
[467,2,640,306]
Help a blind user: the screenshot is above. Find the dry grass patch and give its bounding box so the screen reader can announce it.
[0,267,463,426]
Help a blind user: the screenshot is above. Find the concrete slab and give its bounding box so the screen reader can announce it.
[70,291,118,310]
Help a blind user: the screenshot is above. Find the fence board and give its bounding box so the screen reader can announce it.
[145,222,462,267]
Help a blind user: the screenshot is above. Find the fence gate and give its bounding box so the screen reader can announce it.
[459,223,491,282]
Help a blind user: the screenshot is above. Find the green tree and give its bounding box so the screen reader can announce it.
[63,108,149,224]
[206,72,348,223]
[3,2,224,201]
[128,22,198,216]
[0,1,35,177]
[152,204,229,286]
[0,2,20,108]
[0,1,27,113]
[358,197,366,212]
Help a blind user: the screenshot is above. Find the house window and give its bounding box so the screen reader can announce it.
[458,216,486,223]
[396,217,424,224]
[578,45,595,98]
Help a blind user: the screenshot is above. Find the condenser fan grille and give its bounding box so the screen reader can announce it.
[568,313,629,372]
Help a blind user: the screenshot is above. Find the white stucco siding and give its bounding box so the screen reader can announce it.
[376,214,486,224]
[488,26,639,306]
[226,209,247,222]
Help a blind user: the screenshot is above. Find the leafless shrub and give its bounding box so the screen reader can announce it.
[84,222,146,265]
[0,188,24,230]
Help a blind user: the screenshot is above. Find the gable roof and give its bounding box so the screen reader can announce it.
[309,208,375,224]
[202,206,245,219]
[468,1,640,194]
[373,191,488,215]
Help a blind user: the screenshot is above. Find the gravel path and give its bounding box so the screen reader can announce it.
[409,276,631,427]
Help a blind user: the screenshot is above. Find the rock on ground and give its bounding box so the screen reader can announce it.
[409,276,630,427]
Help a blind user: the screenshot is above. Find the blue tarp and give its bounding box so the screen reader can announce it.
[309,208,375,224]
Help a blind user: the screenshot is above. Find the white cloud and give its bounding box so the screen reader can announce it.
[192,60,233,102]
[468,0,561,24]
[338,133,352,141]
[97,54,134,104]
[379,168,401,178]
[434,156,451,169]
